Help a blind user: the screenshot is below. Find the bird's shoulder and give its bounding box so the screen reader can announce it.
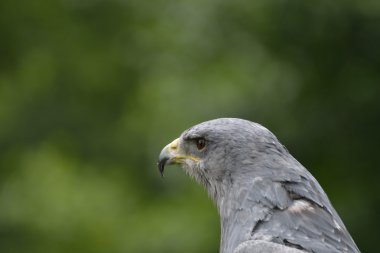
[231,171,359,253]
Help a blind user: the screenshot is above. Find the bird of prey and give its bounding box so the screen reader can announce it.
[158,118,360,253]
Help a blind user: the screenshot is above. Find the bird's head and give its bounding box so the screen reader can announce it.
[158,118,283,197]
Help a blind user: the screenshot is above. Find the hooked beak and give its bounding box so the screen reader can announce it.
[157,138,180,177]
[157,138,200,177]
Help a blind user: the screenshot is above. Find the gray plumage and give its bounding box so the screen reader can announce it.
[158,118,360,253]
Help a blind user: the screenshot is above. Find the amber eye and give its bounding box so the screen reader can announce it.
[195,138,206,150]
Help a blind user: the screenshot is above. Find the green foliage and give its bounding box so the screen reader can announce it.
[0,0,379,252]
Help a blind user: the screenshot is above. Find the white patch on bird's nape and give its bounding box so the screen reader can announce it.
[288,200,314,213]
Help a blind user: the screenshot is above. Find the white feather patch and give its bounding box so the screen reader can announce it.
[288,200,314,213]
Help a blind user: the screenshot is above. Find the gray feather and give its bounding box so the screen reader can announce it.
[233,240,307,253]
[160,118,360,253]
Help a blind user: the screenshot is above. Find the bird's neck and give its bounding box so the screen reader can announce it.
[211,182,266,253]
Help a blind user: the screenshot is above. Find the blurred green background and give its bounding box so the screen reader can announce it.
[0,0,379,252]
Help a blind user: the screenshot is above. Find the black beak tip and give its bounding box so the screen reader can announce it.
[157,158,168,178]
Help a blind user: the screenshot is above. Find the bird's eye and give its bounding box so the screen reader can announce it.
[195,138,206,150]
